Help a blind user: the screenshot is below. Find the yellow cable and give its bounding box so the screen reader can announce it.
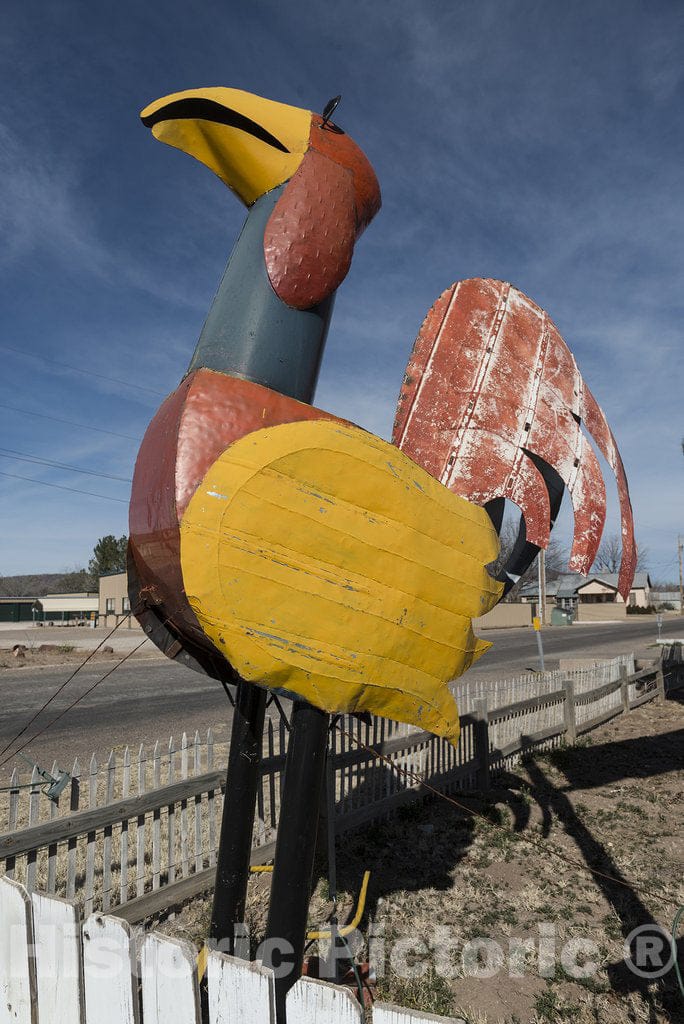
[307,870,371,940]
[197,944,209,982]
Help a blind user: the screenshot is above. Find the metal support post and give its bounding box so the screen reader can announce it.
[210,681,267,950]
[473,698,491,792]
[538,548,547,626]
[265,700,330,1022]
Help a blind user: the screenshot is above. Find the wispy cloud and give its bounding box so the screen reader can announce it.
[0,120,215,312]
[1,0,682,577]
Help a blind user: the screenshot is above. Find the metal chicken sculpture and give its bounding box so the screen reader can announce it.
[129,87,636,1004]
[130,87,635,747]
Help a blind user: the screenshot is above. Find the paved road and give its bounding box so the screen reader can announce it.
[470,615,683,677]
[0,616,681,773]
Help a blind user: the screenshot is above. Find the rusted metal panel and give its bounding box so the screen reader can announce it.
[265,117,381,310]
[393,278,636,599]
[579,384,637,599]
[264,151,358,310]
[128,369,339,665]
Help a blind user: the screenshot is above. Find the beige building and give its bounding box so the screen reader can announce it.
[99,572,136,628]
[40,593,99,624]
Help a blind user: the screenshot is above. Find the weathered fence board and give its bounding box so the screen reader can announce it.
[0,654,663,925]
[0,878,35,1024]
[140,934,200,1024]
[32,891,83,1024]
[82,913,137,1024]
[207,951,276,1024]
[287,977,363,1023]
[1,879,464,1022]
[0,772,226,860]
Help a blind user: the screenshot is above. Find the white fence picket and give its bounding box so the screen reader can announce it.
[286,977,363,1023]
[136,746,147,899]
[0,654,655,923]
[140,933,200,1024]
[0,884,538,1024]
[152,743,161,892]
[26,767,41,893]
[373,1004,465,1023]
[82,913,138,1024]
[66,758,81,901]
[32,891,84,1024]
[120,746,131,904]
[207,952,276,1024]
[85,755,98,915]
[0,877,36,1024]
[103,751,116,912]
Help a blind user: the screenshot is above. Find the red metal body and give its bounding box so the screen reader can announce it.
[393,278,636,599]
[128,369,340,659]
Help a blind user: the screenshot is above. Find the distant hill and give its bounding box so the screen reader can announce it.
[0,571,94,597]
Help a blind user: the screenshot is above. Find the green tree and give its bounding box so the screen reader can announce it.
[88,535,128,580]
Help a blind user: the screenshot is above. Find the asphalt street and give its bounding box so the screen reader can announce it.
[0,616,681,774]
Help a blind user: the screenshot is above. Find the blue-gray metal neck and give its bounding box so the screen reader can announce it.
[187,187,334,403]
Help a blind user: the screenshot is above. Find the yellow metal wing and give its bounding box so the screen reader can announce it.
[180,420,502,745]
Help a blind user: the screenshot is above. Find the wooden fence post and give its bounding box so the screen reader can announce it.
[656,664,666,705]
[563,679,576,745]
[619,664,631,714]
[473,698,490,792]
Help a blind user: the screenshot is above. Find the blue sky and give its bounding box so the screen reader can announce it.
[1,0,682,581]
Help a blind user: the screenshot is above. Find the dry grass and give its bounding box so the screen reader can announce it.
[158,695,684,1024]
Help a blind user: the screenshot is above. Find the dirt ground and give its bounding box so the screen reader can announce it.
[156,690,683,1023]
[0,642,160,670]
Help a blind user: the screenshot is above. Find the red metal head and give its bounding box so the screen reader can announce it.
[264,114,381,309]
[141,88,381,310]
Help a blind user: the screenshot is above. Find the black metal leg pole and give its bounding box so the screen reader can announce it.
[265,700,329,1021]
[210,680,268,951]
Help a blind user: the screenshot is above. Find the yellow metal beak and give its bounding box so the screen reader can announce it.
[140,87,312,206]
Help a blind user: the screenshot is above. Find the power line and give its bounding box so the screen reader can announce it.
[0,403,142,442]
[0,343,165,398]
[0,639,149,771]
[0,448,132,484]
[0,620,126,765]
[0,470,128,503]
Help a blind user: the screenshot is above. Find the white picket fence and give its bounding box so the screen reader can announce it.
[1,654,654,924]
[0,876,462,1024]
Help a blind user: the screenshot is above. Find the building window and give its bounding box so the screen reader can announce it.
[105,598,115,613]
[122,596,131,613]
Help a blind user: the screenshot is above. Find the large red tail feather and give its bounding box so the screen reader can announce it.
[392,278,636,600]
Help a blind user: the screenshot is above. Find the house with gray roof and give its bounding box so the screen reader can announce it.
[519,571,652,622]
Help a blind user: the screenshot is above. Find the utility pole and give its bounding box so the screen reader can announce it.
[538,548,547,626]
[678,535,683,614]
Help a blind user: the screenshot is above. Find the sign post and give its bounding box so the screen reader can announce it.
[533,615,545,672]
